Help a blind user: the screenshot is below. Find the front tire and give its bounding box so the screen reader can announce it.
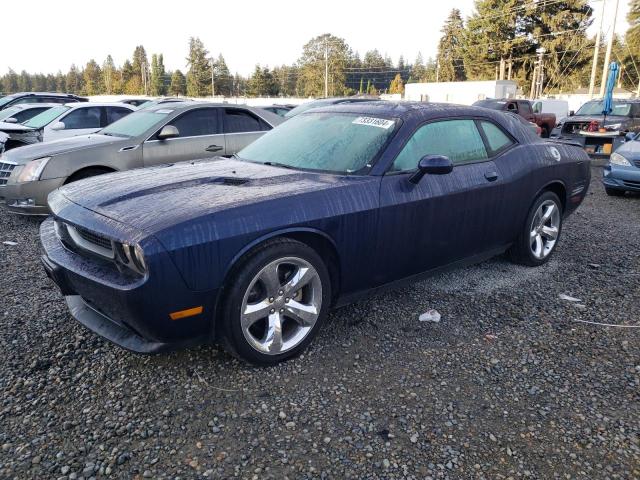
[508,191,562,266]
[220,238,331,366]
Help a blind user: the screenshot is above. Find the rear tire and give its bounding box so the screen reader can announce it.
[508,191,562,266]
[65,168,113,185]
[220,238,331,366]
[605,187,625,197]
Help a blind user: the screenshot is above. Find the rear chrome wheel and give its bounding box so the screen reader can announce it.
[241,257,322,355]
[221,238,331,366]
[529,200,560,260]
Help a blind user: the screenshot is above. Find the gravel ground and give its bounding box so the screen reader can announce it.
[0,165,638,480]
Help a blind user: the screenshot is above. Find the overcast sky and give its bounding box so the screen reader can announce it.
[0,0,628,76]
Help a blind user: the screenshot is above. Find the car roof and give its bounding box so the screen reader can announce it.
[5,92,84,98]
[309,101,489,120]
[142,101,284,125]
[9,102,61,110]
[62,102,135,109]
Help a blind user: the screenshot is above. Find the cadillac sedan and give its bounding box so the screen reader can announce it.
[40,102,591,365]
[0,102,282,214]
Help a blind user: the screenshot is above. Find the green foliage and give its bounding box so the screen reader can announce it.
[248,65,278,97]
[437,9,467,82]
[186,37,212,97]
[169,69,187,96]
[65,65,83,94]
[297,33,352,96]
[83,59,104,96]
[388,73,404,94]
[150,54,167,96]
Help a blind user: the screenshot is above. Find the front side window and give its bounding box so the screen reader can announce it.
[479,120,515,154]
[165,108,219,138]
[238,112,397,174]
[392,119,488,172]
[61,107,102,129]
[223,109,265,133]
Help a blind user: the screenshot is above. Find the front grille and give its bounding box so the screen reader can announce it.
[0,161,16,186]
[623,180,640,188]
[562,122,592,135]
[74,225,112,251]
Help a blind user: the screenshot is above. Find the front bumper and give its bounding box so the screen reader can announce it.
[40,217,219,353]
[0,177,65,215]
[550,130,624,158]
[602,164,640,192]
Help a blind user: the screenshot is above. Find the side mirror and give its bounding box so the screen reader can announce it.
[625,132,637,142]
[408,155,453,184]
[4,117,18,124]
[50,121,66,131]
[157,124,179,140]
[569,110,575,116]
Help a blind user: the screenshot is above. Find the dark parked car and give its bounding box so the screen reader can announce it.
[0,92,87,111]
[120,98,149,107]
[260,104,296,117]
[473,99,556,137]
[284,96,379,118]
[40,102,590,365]
[550,99,640,157]
[602,134,640,195]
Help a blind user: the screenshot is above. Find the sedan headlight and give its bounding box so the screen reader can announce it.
[605,123,622,131]
[610,152,632,167]
[17,157,50,182]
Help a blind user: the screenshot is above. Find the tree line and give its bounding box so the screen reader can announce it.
[2,0,640,98]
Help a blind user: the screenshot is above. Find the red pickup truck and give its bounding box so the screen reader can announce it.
[473,99,556,138]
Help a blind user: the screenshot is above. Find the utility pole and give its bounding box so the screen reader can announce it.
[436,60,440,83]
[600,0,620,97]
[537,48,545,98]
[507,57,513,80]
[324,39,329,97]
[530,66,538,99]
[499,58,506,80]
[210,57,215,98]
[588,0,606,99]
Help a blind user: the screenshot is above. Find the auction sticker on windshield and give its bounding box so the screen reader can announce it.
[352,117,395,129]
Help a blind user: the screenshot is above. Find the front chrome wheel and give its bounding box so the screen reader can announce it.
[240,256,322,355]
[529,199,560,260]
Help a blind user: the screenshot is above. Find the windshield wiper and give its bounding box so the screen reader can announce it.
[261,161,298,170]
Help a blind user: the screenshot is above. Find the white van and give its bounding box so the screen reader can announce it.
[532,99,569,122]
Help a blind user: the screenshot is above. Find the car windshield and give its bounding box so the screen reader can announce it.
[473,100,507,110]
[576,101,632,116]
[23,106,69,128]
[284,99,337,118]
[101,110,173,138]
[237,112,398,174]
[0,106,23,121]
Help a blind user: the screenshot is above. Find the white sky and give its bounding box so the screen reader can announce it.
[0,0,628,76]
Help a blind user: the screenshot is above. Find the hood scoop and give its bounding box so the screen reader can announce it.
[98,176,251,207]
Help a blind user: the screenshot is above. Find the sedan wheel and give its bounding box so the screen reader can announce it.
[221,238,331,366]
[241,257,322,355]
[529,200,560,260]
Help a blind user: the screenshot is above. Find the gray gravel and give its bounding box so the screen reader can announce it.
[1,165,639,479]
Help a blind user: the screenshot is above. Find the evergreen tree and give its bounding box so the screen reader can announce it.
[65,65,83,94]
[103,55,116,94]
[297,33,352,96]
[150,54,167,96]
[2,69,19,93]
[409,53,427,82]
[213,54,232,96]
[629,0,640,52]
[18,70,32,91]
[83,59,103,95]
[388,73,404,94]
[437,9,467,82]
[169,69,187,96]
[131,45,149,94]
[186,37,212,97]
[55,71,65,92]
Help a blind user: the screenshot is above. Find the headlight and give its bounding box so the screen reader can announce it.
[116,242,147,275]
[17,157,50,182]
[605,123,622,131]
[610,152,632,167]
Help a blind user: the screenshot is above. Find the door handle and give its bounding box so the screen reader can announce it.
[484,171,499,182]
[205,145,223,152]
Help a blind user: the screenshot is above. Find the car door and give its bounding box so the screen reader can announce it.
[47,106,103,140]
[142,107,224,166]
[222,108,271,155]
[375,118,507,285]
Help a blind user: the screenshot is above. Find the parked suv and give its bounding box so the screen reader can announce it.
[0,92,87,111]
[0,103,135,150]
[473,99,556,137]
[0,102,283,214]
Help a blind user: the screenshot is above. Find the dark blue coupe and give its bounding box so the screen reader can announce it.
[40,102,591,365]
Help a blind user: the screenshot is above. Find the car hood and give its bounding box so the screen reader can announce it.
[56,158,365,236]
[614,140,640,160]
[0,122,35,133]
[563,114,630,125]
[0,134,126,165]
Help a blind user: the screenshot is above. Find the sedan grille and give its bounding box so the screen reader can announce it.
[0,161,16,186]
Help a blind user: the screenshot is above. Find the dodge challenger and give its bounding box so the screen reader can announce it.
[40,102,591,365]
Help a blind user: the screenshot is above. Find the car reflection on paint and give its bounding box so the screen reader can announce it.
[40,101,591,365]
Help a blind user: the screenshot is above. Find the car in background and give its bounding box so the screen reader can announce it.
[602,133,640,196]
[260,104,296,117]
[532,99,570,122]
[120,98,149,107]
[136,97,189,110]
[39,102,590,365]
[0,103,61,153]
[550,99,640,157]
[0,103,135,150]
[0,102,283,214]
[284,96,380,118]
[472,99,556,137]
[0,92,87,111]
